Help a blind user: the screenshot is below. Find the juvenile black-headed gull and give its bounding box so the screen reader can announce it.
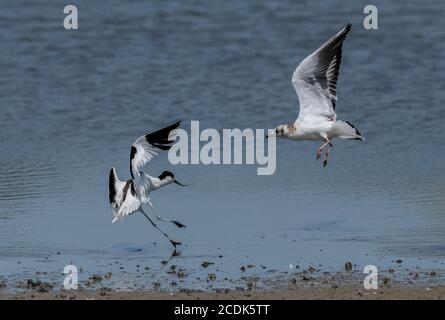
[267,23,364,167]
[108,121,187,248]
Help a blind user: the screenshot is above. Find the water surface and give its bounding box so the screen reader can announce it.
[0,0,444,290]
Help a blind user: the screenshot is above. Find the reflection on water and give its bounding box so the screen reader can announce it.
[0,0,444,288]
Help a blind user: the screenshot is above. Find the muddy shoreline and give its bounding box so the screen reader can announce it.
[2,285,445,300]
[1,268,443,300]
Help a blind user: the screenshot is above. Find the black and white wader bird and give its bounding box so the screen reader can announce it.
[266,24,364,167]
[108,121,187,248]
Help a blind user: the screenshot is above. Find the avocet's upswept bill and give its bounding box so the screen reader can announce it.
[267,24,364,167]
[108,121,186,248]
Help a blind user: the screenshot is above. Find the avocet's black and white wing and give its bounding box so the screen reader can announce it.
[112,183,140,223]
[130,121,181,183]
[109,168,140,222]
[292,23,351,123]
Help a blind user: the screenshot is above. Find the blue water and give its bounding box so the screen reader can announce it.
[0,0,444,291]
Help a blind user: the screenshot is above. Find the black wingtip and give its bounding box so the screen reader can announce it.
[345,23,352,33]
[144,121,182,151]
[170,120,181,129]
[345,121,362,137]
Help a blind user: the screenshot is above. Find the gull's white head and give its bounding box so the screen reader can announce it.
[266,124,291,138]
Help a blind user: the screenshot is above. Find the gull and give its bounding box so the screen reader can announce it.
[108,121,187,248]
[267,23,364,166]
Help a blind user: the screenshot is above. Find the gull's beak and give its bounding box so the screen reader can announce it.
[266,131,276,139]
[174,180,187,187]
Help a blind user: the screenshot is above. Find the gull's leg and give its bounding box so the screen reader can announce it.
[147,201,186,228]
[323,142,334,167]
[140,209,182,248]
[316,139,330,160]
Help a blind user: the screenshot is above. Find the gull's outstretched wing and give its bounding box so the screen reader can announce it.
[292,24,351,123]
[129,121,181,181]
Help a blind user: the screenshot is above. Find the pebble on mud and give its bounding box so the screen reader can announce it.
[99,287,112,296]
[302,275,315,281]
[89,274,103,282]
[344,262,353,272]
[27,279,41,289]
[201,261,214,268]
[246,281,256,291]
[26,279,53,292]
[177,270,186,278]
[307,266,317,273]
[38,282,54,293]
[208,274,216,281]
[167,265,177,274]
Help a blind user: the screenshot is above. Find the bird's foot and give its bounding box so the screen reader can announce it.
[172,221,186,228]
[170,240,182,248]
[316,150,322,160]
[171,249,180,257]
[323,158,328,167]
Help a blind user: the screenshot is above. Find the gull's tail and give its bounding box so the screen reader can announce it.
[334,120,364,141]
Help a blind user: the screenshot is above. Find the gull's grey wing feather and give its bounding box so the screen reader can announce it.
[292,24,351,123]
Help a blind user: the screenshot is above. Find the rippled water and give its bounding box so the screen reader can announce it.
[1,0,444,290]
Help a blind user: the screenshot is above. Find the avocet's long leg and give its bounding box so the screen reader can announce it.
[147,201,186,228]
[140,209,182,248]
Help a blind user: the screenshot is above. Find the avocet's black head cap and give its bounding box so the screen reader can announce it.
[158,171,187,186]
[158,171,174,180]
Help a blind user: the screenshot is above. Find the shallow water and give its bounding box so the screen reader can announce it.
[1,0,444,291]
